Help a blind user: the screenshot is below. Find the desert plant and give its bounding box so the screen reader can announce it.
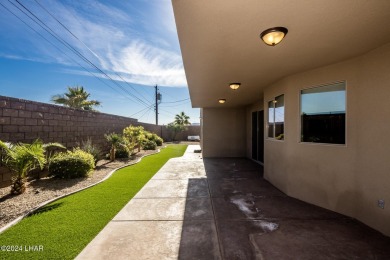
[43,142,66,164]
[167,122,186,141]
[143,132,163,146]
[79,138,102,164]
[123,125,145,154]
[0,140,10,167]
[151,133,163,146]
[115,147,130,159]
[105,133,123,161]
[1,140,46,195]
[49,149,95,179]
[142,140,157,150]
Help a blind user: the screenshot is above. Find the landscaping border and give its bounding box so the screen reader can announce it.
[0,147,163,235]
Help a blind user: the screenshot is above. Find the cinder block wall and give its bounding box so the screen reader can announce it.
[0,95,200,187]
[0,96,139,148]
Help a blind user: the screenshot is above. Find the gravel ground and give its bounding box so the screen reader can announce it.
[0,149,158,229]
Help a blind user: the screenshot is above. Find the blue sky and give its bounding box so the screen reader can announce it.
[0,0,199,125]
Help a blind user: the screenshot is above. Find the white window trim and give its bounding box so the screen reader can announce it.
[267,94,285,141]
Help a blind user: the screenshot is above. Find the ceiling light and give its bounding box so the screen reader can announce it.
[260,27,288,46]
[229,83,241,90]
[218,99,226,104]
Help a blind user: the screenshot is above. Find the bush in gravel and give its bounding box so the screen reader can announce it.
[79,138,102,164]
[142,140,157,150]
[142,131,163,146]
[49,149,95,178]
[115,147,130,158]
[145,132,163,146]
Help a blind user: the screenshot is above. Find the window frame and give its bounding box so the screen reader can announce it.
[299,81,347,146]
[267,94,285,141]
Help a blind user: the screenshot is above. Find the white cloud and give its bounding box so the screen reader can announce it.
[105,41,187,87]
[1,1,187,87]
[49,1,186,87]
[62,40,188,88]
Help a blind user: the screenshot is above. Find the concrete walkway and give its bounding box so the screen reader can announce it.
[77,145,390,259]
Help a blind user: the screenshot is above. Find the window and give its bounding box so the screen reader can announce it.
[268,94,284,140]
[300,82,346,144]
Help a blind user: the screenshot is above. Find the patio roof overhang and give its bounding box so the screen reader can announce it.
[172,0,390,108]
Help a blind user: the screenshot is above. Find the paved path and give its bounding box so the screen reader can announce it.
[77,145,390,259]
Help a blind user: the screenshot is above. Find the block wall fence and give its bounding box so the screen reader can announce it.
[0,95,200,187]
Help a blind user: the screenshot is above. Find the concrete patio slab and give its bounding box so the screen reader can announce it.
[208,177,286,197]
[77,145,390,260]
[153,161,206,179]
[76,221,183,260]
[113,198,213,221]
[178,220,221,260]
[250,219,390,260]
[212,195,345,220]
[134,179,209,198]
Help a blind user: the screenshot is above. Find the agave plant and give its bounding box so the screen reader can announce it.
[1,140,46,195]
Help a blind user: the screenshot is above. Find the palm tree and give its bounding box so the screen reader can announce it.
[105,133,122,161]
[51,86,101,111]
[174,112,191,126]
[0,140,46,195]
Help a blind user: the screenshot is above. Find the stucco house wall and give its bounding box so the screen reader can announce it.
[202,107,246,157]
[260,43,390,236]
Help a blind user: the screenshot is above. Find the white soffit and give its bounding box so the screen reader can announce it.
[172,0,390,108]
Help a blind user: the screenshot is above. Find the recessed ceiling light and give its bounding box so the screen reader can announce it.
[260,27,288,46]
[229,83,241,90]
[218,99,226,104]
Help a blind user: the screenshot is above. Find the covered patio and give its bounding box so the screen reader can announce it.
[77,146,390,259]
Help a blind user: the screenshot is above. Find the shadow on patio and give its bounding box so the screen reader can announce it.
[178,157,390,259]
[76,146,390,259]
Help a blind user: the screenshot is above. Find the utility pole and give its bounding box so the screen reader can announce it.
[155,85,160,125]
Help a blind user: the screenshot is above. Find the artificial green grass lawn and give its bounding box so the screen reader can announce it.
[0,144,187,260]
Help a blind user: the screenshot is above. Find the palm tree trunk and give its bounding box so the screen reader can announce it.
[110,146,116,161]
[11,176,26,195]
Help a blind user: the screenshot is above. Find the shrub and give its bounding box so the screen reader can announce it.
[143,131,163,146]
[49,149,95,178]
[152,134,163,146]
[142,140,157,150]
[79,138,102,164]
[115,147,130,158]
[167,122,185,141]
[123,125,145,153]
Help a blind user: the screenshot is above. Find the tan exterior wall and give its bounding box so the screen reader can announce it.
[202,107,246,157]
[261,42,390,236]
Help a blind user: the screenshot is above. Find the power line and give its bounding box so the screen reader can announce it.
[138,105,154,121]
[160,101,191,107]
[0,1,131,102]
[144,106,153,122]
[159,88,178,100]
[10,0,150,108]
[32,0,152,106]
[159,108,176,116]
[129,104,154,117]
[160,98,190,104]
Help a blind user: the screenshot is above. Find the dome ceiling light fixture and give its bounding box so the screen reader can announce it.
[260,27,288,46]
[229,83,241,90]
[218,99,226,104]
